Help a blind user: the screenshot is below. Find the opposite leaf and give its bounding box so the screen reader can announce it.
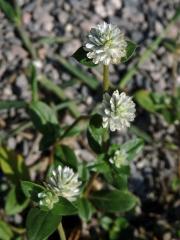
[21,181,45,202]
[91,190,137,212]
[51,197,77,216]
[73,46,98,67]
[26,208,61,240]
[78,198,94,221]
[5,185,29,215]
[121,40,137,63]
[0,220,13,240]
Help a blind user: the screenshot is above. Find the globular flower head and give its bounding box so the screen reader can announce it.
[46,166,81,202]
[109,149,128,168]
[84,22,127,65]
[38,191,59,210]
[100,90,135,131]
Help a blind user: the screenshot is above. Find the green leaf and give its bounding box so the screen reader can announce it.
[28,101,59,133]
[0,100,27,110]
[54,145,78,170]
[28,101,60,149]
[29,64,38,102]
[51,197,77,216]
[0,0,20,24]
[121,40,137,63]
[78,198,94,221]
[0,220,13,240]
[26,208,61,240]
[61,116,89,138]
[87,114,109,154]
[134,90,157,112]
[100,216,113,231]
[5,185,29,215]
[54,55,99,90]
[122,138,144,161]
[73,46,98,67]
[90,160,110,174]
[91,190,137,212]
[0,147,29,183]
[130,126,152,143]
[109,217,129,240]
[78,163,90,182]
[21,181,45,202]
[37,36,71,45]
[112,174,128,190]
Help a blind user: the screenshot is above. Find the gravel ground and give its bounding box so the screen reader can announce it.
[0,0,180,239]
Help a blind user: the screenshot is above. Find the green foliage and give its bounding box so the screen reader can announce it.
[51,198,77,216]
[134,90,157,113]
[0,220,13,240]
[101,216,129,240]
[78,198,94,221]
[5,185,29,215]
[73,41,137,67]
[87,114,109,154]
[21,181,45,202]
[121,40,137,63]
[73,46,98,67]
[0,147,29,183]
[121,138,144,161]
[0,0,21,25]
[0,100,27,110]
[135,89,180,124]
[171,177,180,192]
[22,181,77,216]
[28,101,60,149]
[26,208,61,240]
[54,145,78,170]
[78,163,90,182]
[91,190,137,212]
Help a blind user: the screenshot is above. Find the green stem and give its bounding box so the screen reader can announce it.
[30,65,38,102]
[58,222,66,240]
[16,25,37,59]
[103,65,110,91]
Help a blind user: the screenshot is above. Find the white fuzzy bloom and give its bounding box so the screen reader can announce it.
[100,90,135,131]
[84,22,127,65]
[46,166,81,202]
[38,191,59,210]
[109,149,128,168]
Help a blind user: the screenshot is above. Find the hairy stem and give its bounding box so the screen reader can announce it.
[103,65,110,91]
[58,222,66,240]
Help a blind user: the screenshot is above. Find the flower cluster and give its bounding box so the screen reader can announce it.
[46,165,81,202]
[84,22,127,65]
[100,90,136,132]
[109,149,128,168]
[38,166,81,209]
[38,191,59,210]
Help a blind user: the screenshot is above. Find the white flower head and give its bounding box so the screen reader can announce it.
[84,22,127,65]
[46,166,81,202]
[109,149,128,168]
[38,191,59,210]
[100,90,135,131]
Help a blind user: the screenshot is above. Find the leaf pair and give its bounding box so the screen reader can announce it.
[73,41,137,67]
